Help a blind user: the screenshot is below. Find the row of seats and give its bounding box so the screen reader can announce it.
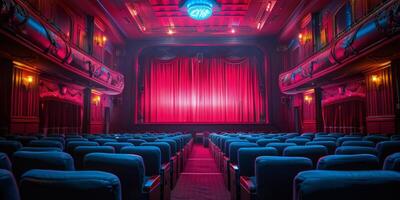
[0,133,193,200]
[209,132,400,200]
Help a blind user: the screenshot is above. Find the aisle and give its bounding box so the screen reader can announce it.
[171,143,230,200]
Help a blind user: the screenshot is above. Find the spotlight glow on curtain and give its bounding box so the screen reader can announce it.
[140,56,265,123]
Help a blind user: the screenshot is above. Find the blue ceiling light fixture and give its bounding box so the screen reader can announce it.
[181,0,219,20]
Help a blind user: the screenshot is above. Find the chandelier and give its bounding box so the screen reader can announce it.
[181,0,218,20]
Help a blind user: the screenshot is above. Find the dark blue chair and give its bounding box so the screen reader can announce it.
[335,146,378,156]
[66,141,99,154]
[255,156,313,200]
[294,170,400,200]
[120,146,161,177]
[0,153,11,170]
[383,152,400,171]
[127,139,147,146]
[84,153,159,200]
[256,139,280,147]
[266,143,297,155]
[390,135,400,141]
[18,147,62,152]
[306,141,336,154]
[142,137,158,142]
[12,151,74,180]
[341,140,375,147]
[0,169,20,200]
[28,140,63,150]
[317,154,380,170]
[363,135,389,144]
[20,169,121,200]
[94,139,117,145]
[313,137,337,142]
[0,141,22,158]
[286,138,311,145]
[283,145,328,167]
[336,137,362,146]
[376,141,400,165]
[73,146,115,169]
[103,142,133,153]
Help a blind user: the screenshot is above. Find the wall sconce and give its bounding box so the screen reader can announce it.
[304,95,312,104]
[92,95,101,106]
[371,75,382,87]
[22,75,34,89]
[298,32,312,45]
[94,35,107,47]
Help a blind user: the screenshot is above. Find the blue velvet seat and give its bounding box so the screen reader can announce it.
[66,141,99,153]
[294,170,400,200]
[363,135,389,144]
[141,142,171,165]
[12,151,74,180]
[341,140,375,147]
[0,152,11,170]
[335,146,378,156]
[73,146,115,169]
[376,141,400,165]
[15,136,38,146]
[266,143,297,155]
[383,152,400,171]
[142,137,158,142]
[18,147,62,152]
[336,137,362,146]
[93,139,117,145]
[103,142,133,153]
[0,140,22,158]
[41,137,65,146]
[0,169,20,200]
[306,141,336,154]
[283,145,328,167]
[246,137,263,143]
[256,156,313,200]
[20,169,121,200]
[327,133,345,138]
[256,139,280,147]
[28,140,63,150]
[127,139,147,146]
[286,138,311,145]
[120,146,161,176]
[229,142,259,165]
[391,135,400,141]
[238,147,278,177]
[65,138,88,143]
[156,139,177,156]
[84,153,158,200]
[317,154,380,170]
[313,137,337,142]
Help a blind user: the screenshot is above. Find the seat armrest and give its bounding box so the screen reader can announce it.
[240,176,256,193]
[144,175,161,192]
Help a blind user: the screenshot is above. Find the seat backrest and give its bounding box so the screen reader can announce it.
[103,142,133,153]
[20,169,121,200]
[15,136,38,146]
[283,145,328,167]
[127,139,147,146]
[266,142,297,156]
[0,153,11,171]
[156,139,177,156]
[383,152,400,171]
[73,146,115,169]
[256,139,280,147]
[120,146,161,176]
[93,139,117,145]
[228,142,258,164]
[224,139,245,155]
[256,156,312,200]
[335,146,378,156]
[66,141,99,154]
[18,147,62,152]
[29,140,63,150]
[83,153,144,200]
[336,137,362,146]
[294,170,400,200]
[238,147,278,177]
[140,142,171,164]
[0,169,20,200]
[12,151,75,180]
[306,141,336,154]
[0,141,22,158]
[341,141,375,147]
[363,135,389,144]
[286,138,311,146]
[313,137,337,142]
[317,154,380,170]
[377,141,400,165]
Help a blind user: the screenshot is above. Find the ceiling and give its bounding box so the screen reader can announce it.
[96,0,299,38]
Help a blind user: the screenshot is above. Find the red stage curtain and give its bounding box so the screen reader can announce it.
[140,56,265,123]
[40,100,82,134]
[322,100,366,133]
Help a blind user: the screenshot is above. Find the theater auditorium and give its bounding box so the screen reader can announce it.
[0,0,400,200]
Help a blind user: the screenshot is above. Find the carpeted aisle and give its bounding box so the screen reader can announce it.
[171,144,230,200]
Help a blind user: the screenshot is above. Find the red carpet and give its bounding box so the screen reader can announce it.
[171,144,230,200]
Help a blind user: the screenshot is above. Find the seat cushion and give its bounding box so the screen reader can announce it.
[383,152,400,171]
[20,169,121,200]
[317,154,380,170]
[294,170,400,200]
[0,169,20,200]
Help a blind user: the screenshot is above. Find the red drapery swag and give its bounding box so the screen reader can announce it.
[140,56,265,123]
[322,100,366,133]
[40,100,82,134]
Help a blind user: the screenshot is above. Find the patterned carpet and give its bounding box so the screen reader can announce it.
[171,144,230,200]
